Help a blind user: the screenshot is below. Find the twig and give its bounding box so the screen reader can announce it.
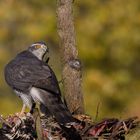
[0,115,12,128]
[33,108,44,140]
[94,101,101,121]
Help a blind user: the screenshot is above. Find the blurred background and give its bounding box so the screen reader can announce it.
[0,0,140,120]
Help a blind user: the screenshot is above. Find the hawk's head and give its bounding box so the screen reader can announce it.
[28,41,49,60]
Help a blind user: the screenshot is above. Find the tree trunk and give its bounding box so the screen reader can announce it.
[56,0,84,114]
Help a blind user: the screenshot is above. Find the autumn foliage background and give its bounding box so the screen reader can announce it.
[0,0,140,120]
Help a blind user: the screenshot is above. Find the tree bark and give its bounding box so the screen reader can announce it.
[56,0,84,114]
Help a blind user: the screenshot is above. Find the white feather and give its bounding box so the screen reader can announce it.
[30,87,43,103]
[14,90,32,109]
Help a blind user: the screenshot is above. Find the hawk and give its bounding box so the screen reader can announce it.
[4,42,76,125]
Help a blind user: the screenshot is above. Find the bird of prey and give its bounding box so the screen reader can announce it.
[4,42,76,125]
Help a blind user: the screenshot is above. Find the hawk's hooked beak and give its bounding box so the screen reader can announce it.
[42,45,49,63]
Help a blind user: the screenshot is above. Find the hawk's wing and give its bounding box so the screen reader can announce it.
[5,51,60,95]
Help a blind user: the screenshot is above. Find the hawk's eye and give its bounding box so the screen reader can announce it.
[35,45,41,49]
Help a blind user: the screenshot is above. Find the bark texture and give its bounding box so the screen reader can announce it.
[56,0,84,114]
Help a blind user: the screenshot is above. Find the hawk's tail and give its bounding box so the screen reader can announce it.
[41,94,77,124]
[31,87,77,124]
[30,87,82,140]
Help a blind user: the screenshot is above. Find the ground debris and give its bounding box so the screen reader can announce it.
[0,113,139,140]
[0,113,37,140]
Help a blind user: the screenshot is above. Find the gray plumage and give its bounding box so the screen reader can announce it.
[4,42,75,125]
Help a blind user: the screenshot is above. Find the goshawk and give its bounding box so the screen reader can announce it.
[4,42,76,125]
